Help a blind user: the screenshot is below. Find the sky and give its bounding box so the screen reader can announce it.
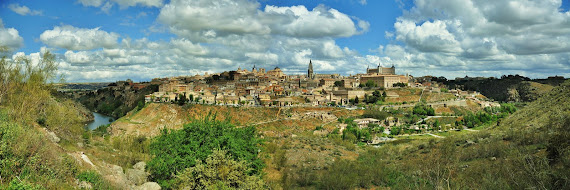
[1,0,569,82]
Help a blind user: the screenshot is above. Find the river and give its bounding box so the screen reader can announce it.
[85,112,114,130]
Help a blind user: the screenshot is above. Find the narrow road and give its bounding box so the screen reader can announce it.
[427,133,444,138]
[419,87,425,102]
[415,115,457,124]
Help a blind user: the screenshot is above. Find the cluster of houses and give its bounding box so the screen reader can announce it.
[144,61,412,106]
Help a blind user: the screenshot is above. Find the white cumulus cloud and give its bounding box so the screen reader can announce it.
[264,4,363,38]
[0,24,24,50]
[40,25,119,50]
[383,0,570,78]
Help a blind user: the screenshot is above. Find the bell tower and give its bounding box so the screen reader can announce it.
[308,60,314,79]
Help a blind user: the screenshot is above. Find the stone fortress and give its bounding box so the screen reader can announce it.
[360,64,409,88]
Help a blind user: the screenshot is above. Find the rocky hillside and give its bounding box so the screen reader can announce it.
[74,83,158,118]
[380,80,570,189]
[108,103,362,137]
[447,77,562,102]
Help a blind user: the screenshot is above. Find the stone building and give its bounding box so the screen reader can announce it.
[361,75,408,88]
[367,64,396,75]
[319,78,336,88]
[360,64,410,88]
[267,67,285,78]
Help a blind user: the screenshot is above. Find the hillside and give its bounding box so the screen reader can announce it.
[296,80,570,189]
[447,77,560,102]
[109,103,363,137]
[74,83,158,118]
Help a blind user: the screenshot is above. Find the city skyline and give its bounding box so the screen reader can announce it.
[1,0,570,82]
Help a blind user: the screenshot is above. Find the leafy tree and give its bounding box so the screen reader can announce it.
[432,120,440,130]
[334,81,343,87]
[365,80,377,88]
[362,109,389,120]
[393,82,407,87]
[136,100,145,111]
[413,104,435,116]
[354,96,359,104]
[177,93,188,106]
[147,114,264,188]
[174,149,265,189]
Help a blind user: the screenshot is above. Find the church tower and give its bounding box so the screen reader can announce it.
[308,60,314,79]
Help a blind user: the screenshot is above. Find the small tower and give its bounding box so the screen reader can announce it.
[308,60,314,79]
[377,63,381,74]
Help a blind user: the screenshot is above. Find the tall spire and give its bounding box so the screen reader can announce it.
[308,60,314,79]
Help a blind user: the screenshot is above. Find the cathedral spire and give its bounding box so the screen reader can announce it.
[308,60,314,79]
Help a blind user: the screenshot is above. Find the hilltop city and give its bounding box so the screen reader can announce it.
[141,60,426,106]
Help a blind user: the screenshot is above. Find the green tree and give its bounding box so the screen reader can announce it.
[147,115,264,188]
[174,149,265,189]
[392,82,407,87]
[136,100,145,111]
[413,104,435,116]
[365,80,377,88]
[334,81,343,87]
[432,120,440,130]
[177,93,188,106]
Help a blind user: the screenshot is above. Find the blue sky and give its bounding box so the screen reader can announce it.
[1,0,569,82]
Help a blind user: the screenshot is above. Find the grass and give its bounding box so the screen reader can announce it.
[433,129,473,137]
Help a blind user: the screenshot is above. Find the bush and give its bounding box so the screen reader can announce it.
[174,149,265,189]
[361,109,389,120]
[147,114,264,188]
[7,179,42,190]
[413,104,435,116]
[77,171,113,189]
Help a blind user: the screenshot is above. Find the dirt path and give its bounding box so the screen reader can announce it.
[427,133,445,138]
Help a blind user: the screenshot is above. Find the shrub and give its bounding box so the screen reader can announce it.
[147,114,264,188]
[174,149,265,189]
[7,179,42,190]
[77,171,113,189]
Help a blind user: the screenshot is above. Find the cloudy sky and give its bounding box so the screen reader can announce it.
[1,0,569,82]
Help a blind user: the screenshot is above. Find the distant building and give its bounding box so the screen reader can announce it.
[354,118,380,129]
[361,75,409,88]
[361,63,409,88]
[367,64,396,75]
[267,67,285,78]
[319,78,336,88]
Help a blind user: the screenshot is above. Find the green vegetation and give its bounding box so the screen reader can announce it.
[147,114,264,188]
[0,48,107,188]
[364,80,376,88]
[462,103,516,128]
[392,82,407,87]
[174,149,265,189]
[77,83,158,118]
[273,80,570,189]
[334,80,343,87]
[364,90,387,104]
[413,103,435,116]
[0,113,78,189]
[77,171,114,189]
[361,109,389,120]
[108,135,150,168]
